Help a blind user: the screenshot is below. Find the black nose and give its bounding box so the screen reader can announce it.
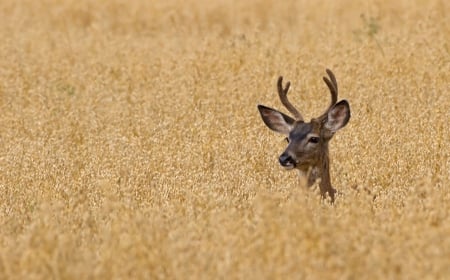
[279,152,295,167]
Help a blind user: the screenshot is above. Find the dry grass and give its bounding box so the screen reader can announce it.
[0,0,449,279]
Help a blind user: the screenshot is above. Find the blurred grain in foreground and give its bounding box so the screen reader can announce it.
[0,0,449,279]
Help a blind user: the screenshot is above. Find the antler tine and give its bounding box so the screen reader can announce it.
[323,69,338,107]
[277,76,303,121]
[319,69,339,121]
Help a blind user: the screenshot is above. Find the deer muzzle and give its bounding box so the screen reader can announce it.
[279,152,296,170]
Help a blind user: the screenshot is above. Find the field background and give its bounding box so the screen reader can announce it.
[0,0,449,279]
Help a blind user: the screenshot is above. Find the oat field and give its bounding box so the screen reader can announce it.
[0,0,449,279]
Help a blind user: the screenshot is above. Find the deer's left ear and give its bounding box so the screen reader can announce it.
[325,100,350,133]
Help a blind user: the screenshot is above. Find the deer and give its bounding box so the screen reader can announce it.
[257,69,350,203]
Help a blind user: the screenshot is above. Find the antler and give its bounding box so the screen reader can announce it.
[319,69,339,120]
[277,76,303,121]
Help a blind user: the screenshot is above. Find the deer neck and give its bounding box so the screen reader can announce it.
[297,143,330,187]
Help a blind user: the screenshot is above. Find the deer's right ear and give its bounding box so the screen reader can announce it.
[257,105,294,135]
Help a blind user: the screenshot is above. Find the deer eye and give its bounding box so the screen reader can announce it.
[285,137,290,143]
[309,137,319,144]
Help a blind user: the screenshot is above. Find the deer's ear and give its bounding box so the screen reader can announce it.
[324,100,350,133]
[257,105,294,135]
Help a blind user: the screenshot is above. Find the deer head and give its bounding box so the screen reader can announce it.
[257,69,350,202]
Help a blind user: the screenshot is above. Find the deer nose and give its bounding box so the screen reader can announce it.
[279,152,296,168]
